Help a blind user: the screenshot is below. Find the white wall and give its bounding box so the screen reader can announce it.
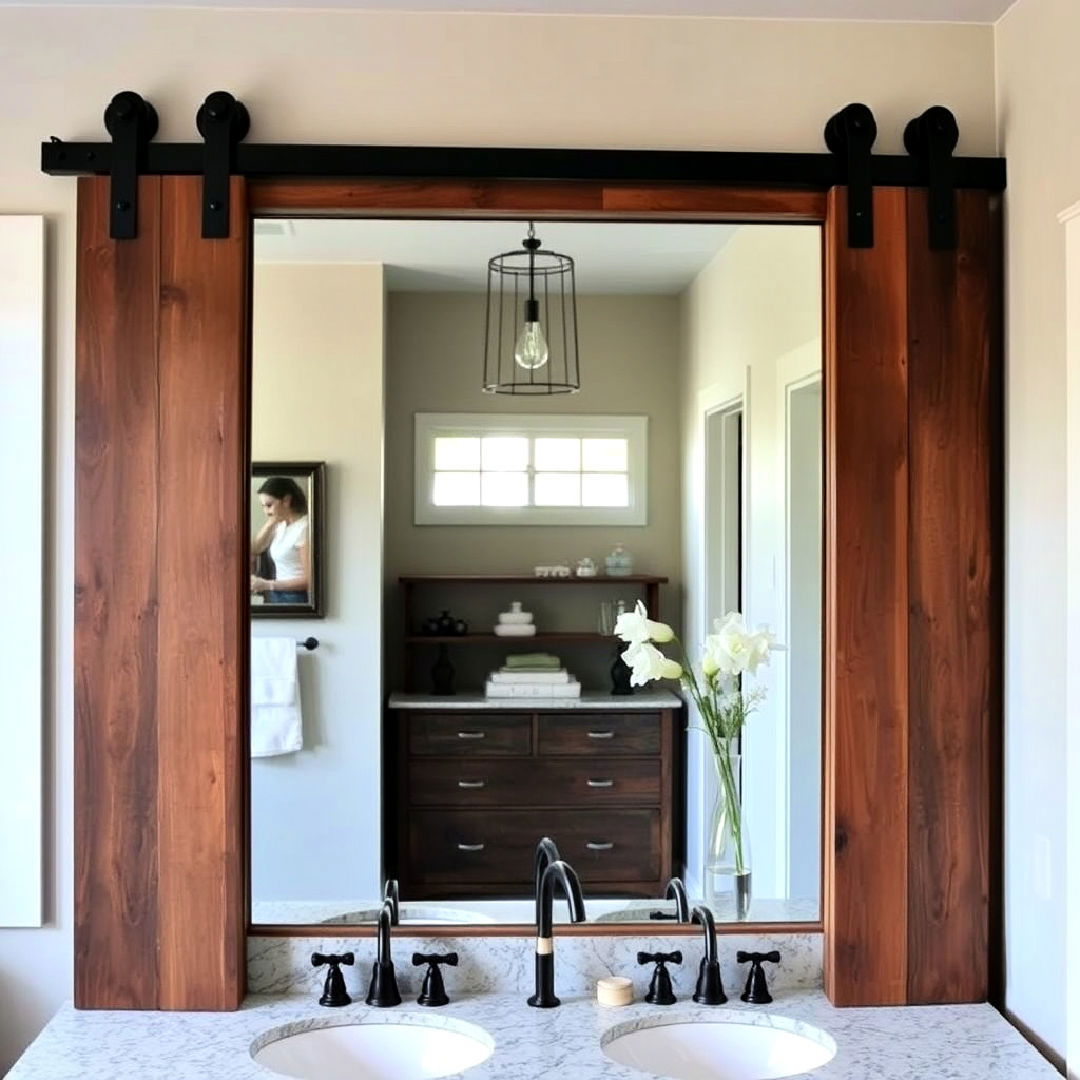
[994,0,1075,1062]
[250,262,385,904]
[678,226,822,899]
[0,6,996,1069]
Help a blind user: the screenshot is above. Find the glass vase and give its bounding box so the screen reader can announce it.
[704,748,752,920]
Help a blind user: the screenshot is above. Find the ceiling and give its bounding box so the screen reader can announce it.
[3,0,1016,20]
[254,219,743,294]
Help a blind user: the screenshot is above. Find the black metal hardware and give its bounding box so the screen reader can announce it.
[41,135,1005,193]
[412,951,459,1007]
[664,876,691,922]
[528,857,586,1008]
[690,905,727,1005]
[904,106,960,250]
[737,949,781,1004]
[195,91,250,240]
[824,103,877,248]
[365,899,402,1007]
[102,91,158,240]
[311,950,354,1007]
[383,878,400,926]
[296,637,319,651]
[637,949,682,1005]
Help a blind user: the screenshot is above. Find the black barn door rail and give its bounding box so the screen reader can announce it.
[41,91,1005,248]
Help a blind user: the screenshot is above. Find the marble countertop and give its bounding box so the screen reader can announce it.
[388,689,684,710]
[7,988,1058,1080]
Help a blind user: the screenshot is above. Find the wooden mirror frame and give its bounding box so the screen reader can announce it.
[74,173,1000,1012]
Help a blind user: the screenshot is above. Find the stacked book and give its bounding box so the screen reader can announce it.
[485,653,582,699]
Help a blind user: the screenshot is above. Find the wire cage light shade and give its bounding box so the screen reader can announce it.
[482,222,580,394]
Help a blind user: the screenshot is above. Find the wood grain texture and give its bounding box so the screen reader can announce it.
[250,179,825,222]
[905,188,995,1004]
[75,176,248,1010]
[75,176,162,1009]
[156,177,249,1010]
[824,186,910,1006]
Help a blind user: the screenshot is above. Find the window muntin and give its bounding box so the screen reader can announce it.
[416,413,647,526]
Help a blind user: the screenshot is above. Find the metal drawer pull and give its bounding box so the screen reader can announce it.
[586,841,615,851]
[457,843,486,852]
[587,730,615,739]
[457,780,486,789]
[586,779,615,788]
[457,731,486,739]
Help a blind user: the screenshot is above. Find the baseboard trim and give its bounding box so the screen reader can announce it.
[1001,1007,1066,1076]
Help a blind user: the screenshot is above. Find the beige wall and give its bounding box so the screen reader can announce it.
[995,0,1075,1064]
[0,6,997,1068]
[250,262,385,903]
[385,290,682,689]
[677,225,821,901]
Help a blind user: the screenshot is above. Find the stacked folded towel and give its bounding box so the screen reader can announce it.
[486,652,581,698]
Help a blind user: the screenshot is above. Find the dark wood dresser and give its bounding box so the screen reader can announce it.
[386,691,683,899]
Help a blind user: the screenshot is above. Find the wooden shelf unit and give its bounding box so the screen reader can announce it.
[400,573,668,691]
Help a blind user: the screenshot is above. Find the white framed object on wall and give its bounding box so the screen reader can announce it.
[0,215,45,927]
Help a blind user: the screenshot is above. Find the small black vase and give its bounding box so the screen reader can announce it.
[431,644,456,695]
[610,645,633,696]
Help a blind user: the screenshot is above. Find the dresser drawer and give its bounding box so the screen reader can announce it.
[407,713,532,756]
[408,757,661,807]
[408,809,660,884]
[537,713,661,756]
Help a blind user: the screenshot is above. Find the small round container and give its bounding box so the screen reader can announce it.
[499,600,534,625]
[596,976,634,1007]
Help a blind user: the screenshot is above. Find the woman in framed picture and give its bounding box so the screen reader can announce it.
[251,476,310,604]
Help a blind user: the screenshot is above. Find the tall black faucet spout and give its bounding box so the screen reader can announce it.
[528,858,585,1008]
[690,904,726,1005]
[665,877,690,922]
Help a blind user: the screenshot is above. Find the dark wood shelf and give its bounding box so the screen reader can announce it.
[406,632,618,644]
[399,574,668,585]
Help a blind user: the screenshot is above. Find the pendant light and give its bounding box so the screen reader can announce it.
[482,221,580,394]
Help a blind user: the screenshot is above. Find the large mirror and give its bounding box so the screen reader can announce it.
[249,217,822,929]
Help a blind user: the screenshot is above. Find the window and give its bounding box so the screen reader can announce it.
[414,413,648,526]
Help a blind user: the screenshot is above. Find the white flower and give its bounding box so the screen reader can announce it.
[614,599,674,644]
[623,641,683,686]
[701,612,776,678]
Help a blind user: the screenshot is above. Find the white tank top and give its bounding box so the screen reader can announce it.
[269,516,308,582]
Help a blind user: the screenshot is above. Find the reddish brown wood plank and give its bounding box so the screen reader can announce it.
[250,179,604,215]
[824,186,910,1006]
[155,177,249,1010]
[906,189,995,1003]
[602,185,826,221]
[74,176,163,1009]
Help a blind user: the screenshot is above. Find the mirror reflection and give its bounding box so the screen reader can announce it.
[249,218,822,928]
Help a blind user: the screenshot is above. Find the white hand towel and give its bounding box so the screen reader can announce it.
[250,636,303,757]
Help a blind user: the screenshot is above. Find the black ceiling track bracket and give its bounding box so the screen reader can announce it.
[904,106,960,251]
[824,103,878,248]
[196,91,250,239]
[103,91,158,240]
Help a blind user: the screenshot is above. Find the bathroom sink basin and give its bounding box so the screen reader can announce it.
[321,904,496,925]
[602,1016,836,1080]
[252,1017,494,1080]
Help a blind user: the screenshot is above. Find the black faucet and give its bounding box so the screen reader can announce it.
[665,876,691,921]
[533,836,563,928]
[527,858,586,1008]
[384,878,400,926]
[690,904,727,1005]
[311,951,354,1007]
[365,898,402,1007]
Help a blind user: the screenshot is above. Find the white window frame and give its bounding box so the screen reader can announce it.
[414,412,648,526]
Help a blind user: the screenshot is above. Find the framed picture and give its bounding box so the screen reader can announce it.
[250,461,326,619]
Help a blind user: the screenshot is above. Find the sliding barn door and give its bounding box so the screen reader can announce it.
[824,186,1000,1006]
[74,175,250,1009]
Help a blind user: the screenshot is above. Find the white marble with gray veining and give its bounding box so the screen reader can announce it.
[387,689,684,710]
[247,930,823,998]
[7,987,1059,1079]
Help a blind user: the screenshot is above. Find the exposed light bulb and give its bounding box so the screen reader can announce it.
[514,319,549,371]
